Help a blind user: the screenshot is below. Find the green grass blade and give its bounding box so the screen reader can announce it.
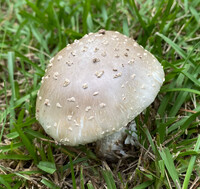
[60,157,88,172]
[132,180,154,189]
[13,123,38,164]
[83,0,91,34]
[177,150,199,158]
[25,0,49,29]
[87,12,94,32]
[167,117,187,134]
[12,181,23,189]
[52,6,62,50]
[168,90,188,117]
[7,52,15,100]
[37,161,56,174]
[157,160,165,188]
[102,170,117,189]
[0,80,8,141]
[0,142,23,152]
[128,0,148,35]
[6,132,19,140]
[181,69,200,87]
[123,18,129,36]
[159,0,173,32]
[87,181,95,189]
[0,176,12,189]
[143,127,156,154]
[15,51,44,76]
[159,148,181,188]
[182,135,200,189]
[80,166,85,189]
[7,51,15,129]
[0,89,38,125]
[47,144,55,163]
[184,0,189,12]
[41,178,60,189]
[180,111,200,131]
[189,6,200,23]
[69,156,77,189]
[162,88,200,95]
[156,32,189,61]
[0,154,32,160]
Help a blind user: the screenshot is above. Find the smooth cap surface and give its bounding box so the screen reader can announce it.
[36,30,165,145]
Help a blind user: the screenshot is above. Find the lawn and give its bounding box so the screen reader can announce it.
[0,0,200,188]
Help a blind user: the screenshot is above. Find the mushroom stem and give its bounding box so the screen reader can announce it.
[96,120,138,160]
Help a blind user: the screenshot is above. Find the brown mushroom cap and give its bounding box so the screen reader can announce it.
[36,30,165,146]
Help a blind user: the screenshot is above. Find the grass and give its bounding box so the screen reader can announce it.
[0,0,200,188]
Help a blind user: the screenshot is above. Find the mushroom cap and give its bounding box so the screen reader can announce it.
[36,30,165,146]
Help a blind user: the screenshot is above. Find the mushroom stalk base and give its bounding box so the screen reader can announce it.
[95,121,138,160]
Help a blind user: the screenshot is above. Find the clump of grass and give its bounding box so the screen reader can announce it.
[0,0,199,188]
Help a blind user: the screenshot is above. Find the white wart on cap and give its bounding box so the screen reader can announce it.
[36,30,165,146]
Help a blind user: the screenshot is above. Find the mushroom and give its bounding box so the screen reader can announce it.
[36,30,165,159]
